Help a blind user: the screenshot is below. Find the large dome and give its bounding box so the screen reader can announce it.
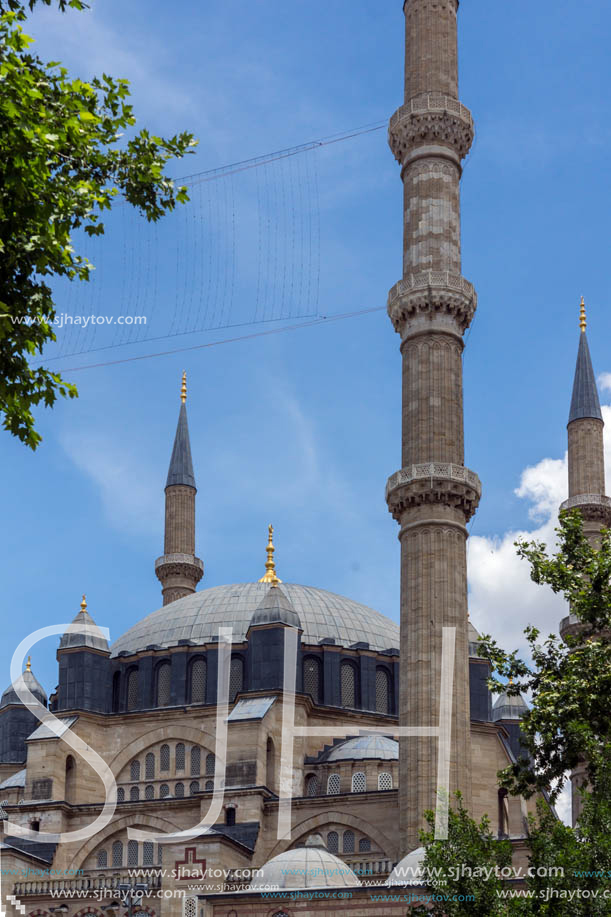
[112,582,399,656]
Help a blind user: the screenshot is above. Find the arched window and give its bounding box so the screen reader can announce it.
[190,657,207,704]
[112,672,121,712]
[97,849,107,869]
[175,782,184,798]
[190,780,200,795]
[205,780,214,791]
[225,806,236,827]
[130,785,139,802]
[375,667,390,714]
[352,772,366,793]
[327,830,339,854]
[65,754,76,805]
[160,744,170,771]
[190,746,201,776]
[340,661,356,708]
[156,663,171,707]
[498,789,509,837]
[229,656,243,702]
[303,656,322,703]
[160,783,170,798]
[126,668,139,711]
[359,837,371,853]
[176,743,185,772]
[266,737,276,789]
[127,840,138,866]
[112,840,123,867]
[343,830,355,854]
[143,842,154,866]
[378,771,393,790]
[327,773,340,795]
[305,774,319,797]
[130,759,140,782]
[117,787,125,803]
[205,752,215,776]
[145,785,154,800]
[145,752,155,779]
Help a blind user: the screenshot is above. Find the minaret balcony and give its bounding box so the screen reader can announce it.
[388,270,476,337]
[389,93,474,164]
[386,462,481,522]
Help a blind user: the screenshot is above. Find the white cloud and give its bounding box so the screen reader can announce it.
[599,372,611,394]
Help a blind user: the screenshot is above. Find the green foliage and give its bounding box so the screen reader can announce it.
[413,793,513,916]
[0,0,196,447]
[478,511,611,802]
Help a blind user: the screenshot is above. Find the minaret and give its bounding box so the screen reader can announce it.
[385,0,481,853]
[559,300,611,825]
[155,372,203,605]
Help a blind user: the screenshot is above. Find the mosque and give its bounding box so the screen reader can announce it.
[1,1,609,915]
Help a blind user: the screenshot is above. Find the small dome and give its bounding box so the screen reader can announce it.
[324,735,398,762]
[492,687,528,722]
[386,847,425,886]
[468,621,486,658]
[59,597,109,653]
[250,834,361,890]
[1,663,47,709]
[249,585,301,630]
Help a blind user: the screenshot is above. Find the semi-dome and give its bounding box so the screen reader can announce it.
[324,735,398,762]
[250,834,361,890]
[112,583,399,656]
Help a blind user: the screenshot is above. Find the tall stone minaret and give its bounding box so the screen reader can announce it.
[385,0,481,853]
[559,300,611,825]
[155,372,204,605]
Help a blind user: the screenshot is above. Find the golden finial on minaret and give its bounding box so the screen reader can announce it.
[25,656,31,673]
[258,524,282,585]
[181,371,187,404]
[81,594,87,613]
[579,296,587,333]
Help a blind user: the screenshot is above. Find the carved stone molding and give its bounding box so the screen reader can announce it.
[389,95,474,163]
[388,271,476,335]
[560,494,611,524]
[155,553,204,586]
[386,463,481,521]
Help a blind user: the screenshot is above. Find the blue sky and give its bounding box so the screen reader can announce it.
[2,0,611,769]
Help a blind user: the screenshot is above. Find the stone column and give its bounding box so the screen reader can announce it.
[386,0,480,854]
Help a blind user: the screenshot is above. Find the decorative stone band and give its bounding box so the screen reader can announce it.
[386,463,481,522]
[388,271,476,336]
[560,494,611,524]
[155,553,204,584]
[388,94,474,163]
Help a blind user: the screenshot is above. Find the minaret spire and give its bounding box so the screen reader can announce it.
[386,0,480,853]
[155,374,203,605]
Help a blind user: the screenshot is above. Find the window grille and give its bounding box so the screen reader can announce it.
[340,662,356,708]
[190,658,206,703]
[130,785,139,802]
[205,752,215,776]
[190,780,200,795]
[375,667,390,714]
[175,742,185,771]
[306,775,319,797]
[205,780,214,791]
[343,830,355,854]
[359,837,371,853]
[145,785,154,800]
[117,787,125,803]
[156,663,171,707]
[190,746,201,776]
[97,849,107,868]
[352,772,366,793]
[175,782,184,797]
[127,840,138,866]
[143,842,154,866]
[303,656,321,703]
[327,774,340,795]
[130,759,140,782]
[183,897,197,917]
[112,840,123,867]
[378,771,393,790]
[327,831,339,854]
[229,657,243,701]
[127,669,139,710]
[160,783,170,798]
[160,744,170,771]
[145,752,155,779]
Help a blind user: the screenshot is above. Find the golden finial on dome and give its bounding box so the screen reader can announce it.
[258,524,282,585]
[81,594,87,613]
[25,656,31,673]
[181,371,187,404]
[579,296,587,333]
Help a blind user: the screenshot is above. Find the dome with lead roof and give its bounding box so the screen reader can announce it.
[111,582,399,656]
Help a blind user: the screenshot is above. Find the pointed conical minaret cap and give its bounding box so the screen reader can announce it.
[569,298,602,424]
[166,372,196,488]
